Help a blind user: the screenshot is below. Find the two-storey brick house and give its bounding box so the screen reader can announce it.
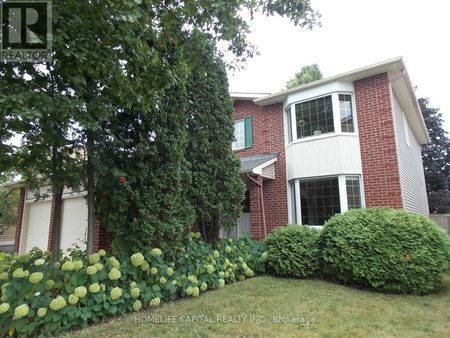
[230,57,429,240]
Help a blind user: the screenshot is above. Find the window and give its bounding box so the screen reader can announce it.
[300,177,341,225]
[289,181,297,223]
[402,111,410,148]
[346,176,361,209]
[232,117,252,150]
[286,107,293,143]
[289,175,363,226]
[232,120,245,150]
[339,94,354,132]
[287,93,356,143]
[296,95,334,138]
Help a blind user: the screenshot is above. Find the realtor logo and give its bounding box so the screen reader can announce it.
[1,0,52,62]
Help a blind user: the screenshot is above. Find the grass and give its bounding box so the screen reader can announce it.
[66,275,450,337]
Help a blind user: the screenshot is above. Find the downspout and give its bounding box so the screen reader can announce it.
[246,173,267,238]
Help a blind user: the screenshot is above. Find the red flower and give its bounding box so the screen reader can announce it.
[119,177,125,183]
[101,192,107,198]
[101,173,106,177]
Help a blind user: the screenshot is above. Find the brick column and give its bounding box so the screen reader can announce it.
[354,73,403,208]
[13,188,26,254]
[249,175,264,240]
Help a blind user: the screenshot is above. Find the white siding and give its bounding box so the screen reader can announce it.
[261,163,275,179]
[392,92,429,215]
[286,134,362,180]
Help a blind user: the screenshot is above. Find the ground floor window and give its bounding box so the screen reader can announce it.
[289,175,363,226]
[300,177,340,225]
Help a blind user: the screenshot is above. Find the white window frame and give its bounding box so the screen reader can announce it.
[289,175,364,227]
[232,119,245,150]
[286,92,356,145]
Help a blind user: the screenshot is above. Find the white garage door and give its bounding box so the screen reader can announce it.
[23,200,51,253]
[22,195,88,254]
[60,197,88,252]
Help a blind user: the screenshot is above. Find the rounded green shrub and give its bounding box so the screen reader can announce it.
[318,207,450,295]
[264,224,320,278]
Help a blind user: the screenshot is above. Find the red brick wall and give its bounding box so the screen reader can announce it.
[248,176,263,239]
[94,219,114,252]
[354,73,403,208]
[233,100,288,239]
[13,188,26,254]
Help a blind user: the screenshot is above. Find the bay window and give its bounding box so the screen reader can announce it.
[286,93,355,142]
[289,175,363,226]
[296,95,334,138]
[339,94,354,132]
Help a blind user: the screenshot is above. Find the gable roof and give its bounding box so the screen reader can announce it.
[240,152,279,178]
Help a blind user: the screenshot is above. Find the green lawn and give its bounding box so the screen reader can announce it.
[67,275,450,337]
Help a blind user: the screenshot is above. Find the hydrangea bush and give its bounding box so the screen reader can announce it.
[0,234,266,336]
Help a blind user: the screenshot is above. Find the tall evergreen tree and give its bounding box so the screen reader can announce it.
[186,36,246,244]
[95,39,195,254]
[419,98,450,213]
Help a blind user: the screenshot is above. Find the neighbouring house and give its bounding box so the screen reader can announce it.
[1,180,113,255]
[5,57,430,254]
[0,225,16,253]
[229,57,429,239]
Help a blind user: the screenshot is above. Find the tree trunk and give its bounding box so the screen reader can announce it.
[86,139,95,254]
[51,187,63,262]
[200,220,207,242]
[211,216,220,246]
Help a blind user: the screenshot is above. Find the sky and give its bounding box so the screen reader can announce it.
[227,0,450,133]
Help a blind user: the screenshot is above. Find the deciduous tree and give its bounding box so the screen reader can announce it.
[285,63,323,89]
[1,0,320,256]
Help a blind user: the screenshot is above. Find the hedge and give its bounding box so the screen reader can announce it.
[318,207,450,295]
[264,224,320,278]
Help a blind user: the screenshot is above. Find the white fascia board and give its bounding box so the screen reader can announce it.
[389,69,429,144]
[230,92,271,101]
[0,180,25,189]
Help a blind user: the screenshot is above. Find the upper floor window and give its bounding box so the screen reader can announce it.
[232,116,252,150]
[340,94,354,132]
[287,93,355,143]
[296,95,334,138]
